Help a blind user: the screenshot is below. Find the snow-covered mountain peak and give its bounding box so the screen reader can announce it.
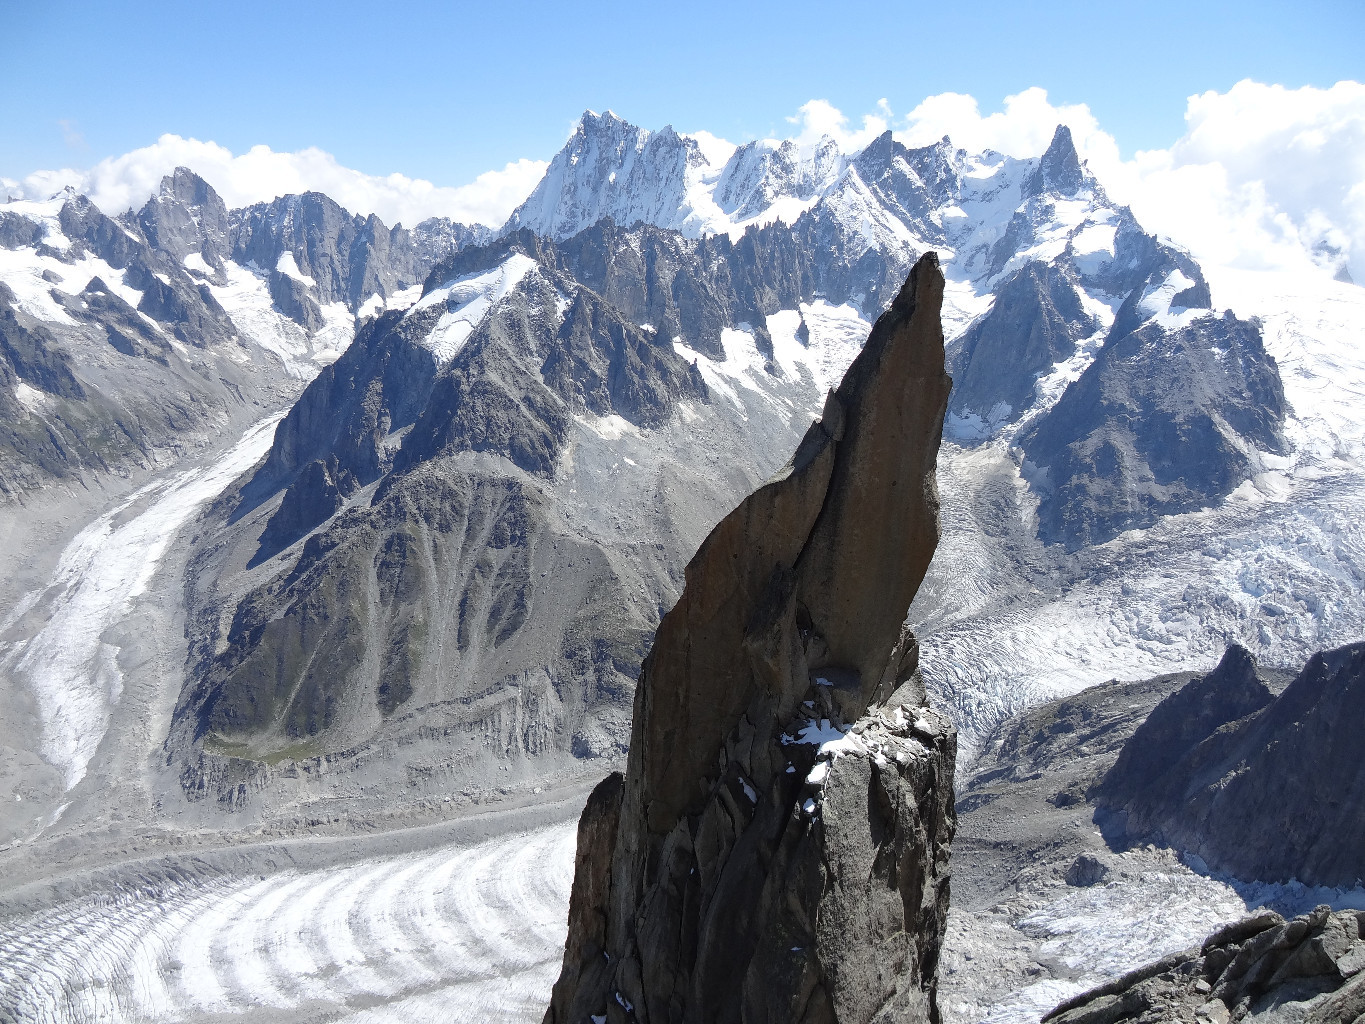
[0,192,74,251]
[711,134,846,224]
[506,111,865,241]
[503,109,716,240]
[503,114,1138,292]
[680,130,738,172]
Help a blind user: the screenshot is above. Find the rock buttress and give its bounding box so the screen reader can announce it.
[544,252,957,1024]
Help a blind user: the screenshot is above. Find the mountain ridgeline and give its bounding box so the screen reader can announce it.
[169,225,829,812]
[141,116,1296,815]
[1,112,1296,818]
[0,166,485,498]
[1096,642,1365,887]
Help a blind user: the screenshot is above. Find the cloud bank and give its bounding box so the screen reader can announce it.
[786,97,892,153]
[1118,81,1365,280]
[2,136,547,228]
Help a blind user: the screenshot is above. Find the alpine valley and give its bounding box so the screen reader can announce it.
[1,108,1362,1024]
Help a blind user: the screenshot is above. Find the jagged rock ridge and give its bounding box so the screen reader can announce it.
[0,168,484,498]
[1018,309,1287,549]
[507,113,1294,550]
[168,228,839,814]
[1096,642,1365,887]
[1045,906,1365,1024]
[544,253,956,1024]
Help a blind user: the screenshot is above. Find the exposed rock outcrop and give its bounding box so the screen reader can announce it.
[1044,906,1365,1024]
[1096,642,1365,887]
[227,189,479,320]
[544,253,956,1024]
[947,263,1097,432]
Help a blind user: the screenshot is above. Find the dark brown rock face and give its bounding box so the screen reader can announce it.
[1044,906,1365,1024]
[544,253,957,1024]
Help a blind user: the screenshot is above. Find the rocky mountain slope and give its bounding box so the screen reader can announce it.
[0,169,480,500]
[0,185,259,499]
[493,113,1355,765]
[931,647,1365,1024]
[165,218,868,819]
[0,169,485,841]
[153,113,1316,820]
[1096,642,1365,888]
[545,254,955,1024]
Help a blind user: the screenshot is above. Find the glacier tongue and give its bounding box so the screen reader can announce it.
[0,415,280,794]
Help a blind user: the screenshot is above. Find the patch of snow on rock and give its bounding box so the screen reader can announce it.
[414,253,537,366]
[273,251,316,288]
[208,262,321,377]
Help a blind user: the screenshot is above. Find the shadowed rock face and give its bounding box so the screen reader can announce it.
[1019,310,1287,550]
[0,191,255,498]
[545,253,957,1024]
[1097,642,1365,887]
[947,263,1097,432]
[1095,645,1273,811]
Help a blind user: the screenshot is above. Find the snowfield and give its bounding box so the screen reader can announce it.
[943,852,1365,1024]
[414,253,539,365]
[208,262,355,374]
[0,821,578,1024]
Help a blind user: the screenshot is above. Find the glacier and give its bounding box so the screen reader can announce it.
[0,816,578,1023]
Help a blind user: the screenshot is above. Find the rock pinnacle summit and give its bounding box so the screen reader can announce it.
[544,252,958,1024]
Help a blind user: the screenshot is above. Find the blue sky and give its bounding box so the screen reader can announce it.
[3,0,1362,186]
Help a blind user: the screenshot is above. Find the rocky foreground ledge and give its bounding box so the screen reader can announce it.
[543,253,957,1024]
[1045,906,1365,1024]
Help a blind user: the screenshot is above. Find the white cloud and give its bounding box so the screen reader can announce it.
[685,129,738,169]
[3,135,547,228]
[1110,81,1365,281]
[786,98,889,153]
[897,87,1120,167]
